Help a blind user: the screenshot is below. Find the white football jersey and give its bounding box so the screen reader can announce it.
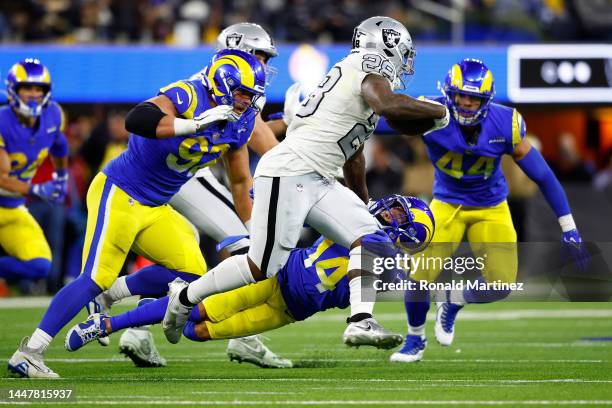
[255,49,396,179]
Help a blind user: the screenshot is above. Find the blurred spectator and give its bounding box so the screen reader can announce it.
[550,132,595,182]
[593,149,612,192]
[0,0,608,44]
[570,0,612,42]
[366,137,405,200]
[80,110,129,175]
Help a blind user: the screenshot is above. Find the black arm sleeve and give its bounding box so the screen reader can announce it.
[124,102,167,138]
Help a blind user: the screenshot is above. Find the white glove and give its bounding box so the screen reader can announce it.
[195,105,240,131]
[419,98,450,134]
[283,82,304,126]
[253,95,266,112]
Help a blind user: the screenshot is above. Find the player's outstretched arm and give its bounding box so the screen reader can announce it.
[343,144,368,204]
[513,139,588,268]
[125,95,238,139]
[223,144,254,226]
[361,74,446,122]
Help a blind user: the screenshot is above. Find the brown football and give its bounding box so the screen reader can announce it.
[385,118,435,136]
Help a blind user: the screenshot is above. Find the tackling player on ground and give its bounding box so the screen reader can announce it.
[65,196,434,365]
[8,49,266,378]
[163,16,450,349]
[390,58,589,363]
[0,59,69,286]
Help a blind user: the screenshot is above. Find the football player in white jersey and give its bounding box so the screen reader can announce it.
[163,16,450,348]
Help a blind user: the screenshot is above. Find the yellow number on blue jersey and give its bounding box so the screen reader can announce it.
[467,156,495,179]
[304,239,349,293]
[166,137,229,177]
[9,148,49,181]
[435,151,463,179]
[436,151,495,180]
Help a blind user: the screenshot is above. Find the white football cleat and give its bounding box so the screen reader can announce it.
[7,337,59,379]
[162,278,192,344]
[119,327,167,368]
[227,335,292,368]
[343,317,403,349]
[434,302,463,347]
[389,335,427,363]
[86,292,113,347]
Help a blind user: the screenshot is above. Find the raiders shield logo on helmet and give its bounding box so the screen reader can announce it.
[226,33,243,48]
[382,29,400,48]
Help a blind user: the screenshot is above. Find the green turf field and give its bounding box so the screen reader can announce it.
[1,299,611,407]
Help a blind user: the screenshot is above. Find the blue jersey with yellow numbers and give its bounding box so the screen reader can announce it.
[277,236,350,321]
[423,97,526,207]
[103,79,256,206]
[0,103,68,208]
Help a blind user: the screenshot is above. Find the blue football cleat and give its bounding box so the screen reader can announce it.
[86,293,113,347]
[389,335,427,363]
[435,301,463,346]
[65,313,108,352]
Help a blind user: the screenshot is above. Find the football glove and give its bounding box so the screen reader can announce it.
[195,105,240,133]
[29,179,66,205]
[418,97,450,134]
[562,229,589,271]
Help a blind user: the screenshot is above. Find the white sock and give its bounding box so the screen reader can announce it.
[27,329,52,352]
[449,289,466,306]
[349,276,375,317]
[186,254,255,304]
[408,324,426,337]
[107,276,131,302]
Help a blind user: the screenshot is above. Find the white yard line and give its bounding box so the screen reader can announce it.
[3,378,611,384]
[2,399,612,406]
[43,358,606,364]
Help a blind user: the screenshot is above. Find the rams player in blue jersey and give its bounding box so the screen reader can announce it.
[0,58,68,285]
[63,195,435,367]
[8,49,266,378]
[390,58,589,363]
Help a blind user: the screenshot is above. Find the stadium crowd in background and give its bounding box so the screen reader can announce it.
[1,0,611,45]
[0,1,609,299]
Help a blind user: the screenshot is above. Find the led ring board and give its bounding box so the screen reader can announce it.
[508,44,612,103]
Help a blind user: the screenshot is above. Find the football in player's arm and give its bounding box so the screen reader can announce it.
[0,58,68,283]
[161,16,449,351]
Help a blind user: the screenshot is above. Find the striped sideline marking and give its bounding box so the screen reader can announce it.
[2,400,612,405]
[4,377,612,384]
[44,358,606,364]
[1,297,612,322]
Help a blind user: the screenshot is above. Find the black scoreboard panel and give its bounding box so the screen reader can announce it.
[508,45,612,103]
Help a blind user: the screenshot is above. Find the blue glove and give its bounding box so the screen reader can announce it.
[52,169,69,202]
[562,229,589,271]
[29,181,64,204]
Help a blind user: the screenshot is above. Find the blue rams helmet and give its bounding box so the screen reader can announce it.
[5,58,52,118]
[441,58,495,126]
[203,49,266,111]
[369,194,435,253]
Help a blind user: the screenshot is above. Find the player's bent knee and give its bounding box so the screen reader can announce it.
[22,258,52,279]
[183,321,208,342]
